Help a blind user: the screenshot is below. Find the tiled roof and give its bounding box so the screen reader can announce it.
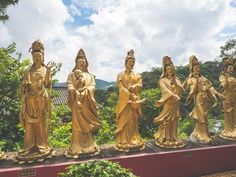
[51,86,103,107]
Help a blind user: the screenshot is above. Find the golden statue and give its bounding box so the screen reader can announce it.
[115,49,145,152]
[0,151,6,160]
[154,56,185,148]
[17,40,54,163]
[66,49,100,158]
[219,58,236,140]
[183,55,224,143]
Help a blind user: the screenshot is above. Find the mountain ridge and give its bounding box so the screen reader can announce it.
[53,79,115,90]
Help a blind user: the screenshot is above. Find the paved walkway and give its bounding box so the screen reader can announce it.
[202,169,236,177]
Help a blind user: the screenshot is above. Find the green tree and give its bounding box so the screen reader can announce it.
[0,0,19,22]
[140,88,160,138]
[220,38,236,59]
[96,91,118,145]
[0,43,30,151]
[49,104,71,148]
[141,67,162,89]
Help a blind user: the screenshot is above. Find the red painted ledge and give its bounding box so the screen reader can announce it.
[0,144,236,177]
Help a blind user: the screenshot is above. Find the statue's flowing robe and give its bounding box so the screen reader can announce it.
[154,77,183,143]
[67,71,100,154]
[219,74,236,138]
[115,70,143,147]
[19,66,51,154]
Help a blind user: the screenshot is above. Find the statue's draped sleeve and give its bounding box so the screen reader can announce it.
[115,71,130,115]
[155,77,183,107]
[67,72,75,109]
[85,73,96,103]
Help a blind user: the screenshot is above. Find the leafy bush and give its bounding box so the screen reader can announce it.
[178,117,195,138]
[96,92,118,145]
[140,88,160,138]
[49,104,71,148]
[58,160,137,177]
[0,43,30,151]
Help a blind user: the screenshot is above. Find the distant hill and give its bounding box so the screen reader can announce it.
[96,79,115,90]
[53,79,115,90]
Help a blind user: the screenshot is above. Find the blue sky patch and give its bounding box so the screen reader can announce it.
[230,0,236,8]
[63,0,95,28]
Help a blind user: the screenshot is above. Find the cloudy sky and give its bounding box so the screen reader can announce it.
[1,0,236,82]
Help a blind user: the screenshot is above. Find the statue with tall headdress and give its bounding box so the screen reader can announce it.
[17,40,54,163]
[219,57,236,140]
[154,56,185,148]
[183,55,224,143]
[66,49,100,158]
[115,49,145,152]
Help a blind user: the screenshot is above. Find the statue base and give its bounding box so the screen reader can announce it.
[189,133,215,144]
[65,147,100,159]
[220,134,236,141]
[155,139,185,148]
[15,149,55,164]
[115,143,145,152]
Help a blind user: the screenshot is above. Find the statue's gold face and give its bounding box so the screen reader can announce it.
[32,52,43,66]
[126,58,135,70]
[226,65,234,75]
[193,64,200,75]
[166,65,174,76]
[76,58,86,70]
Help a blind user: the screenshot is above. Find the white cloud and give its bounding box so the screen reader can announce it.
[1,0,236,82]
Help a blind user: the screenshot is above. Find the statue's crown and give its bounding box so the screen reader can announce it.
[163,56,172,66]
[29,40,44,54]
[127,49,135,59]
[223,58,234,65]
[77,48,86,58]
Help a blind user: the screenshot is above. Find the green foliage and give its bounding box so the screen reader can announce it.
[0,43,30,151]
[0,0,19,22]
[95,89,109,105]
[177,113,224,139]
[178,117,195,138]
[96,92,118,145]
[49,104,71,148]
[175,65,189,82]
[208,113,224,134]
[200,61,222,88]
[58,160,137,177]
[220,38,236,59]
[140,88,160,138]
[142,67,162,89]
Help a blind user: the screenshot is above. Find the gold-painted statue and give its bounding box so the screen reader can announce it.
[219,58,236,140]
[183,55,224,143]
[0,151,6,160]
[115,49,145,152]
[66,49,100,158]
[154,56,185,148]
[17,40,54,163]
